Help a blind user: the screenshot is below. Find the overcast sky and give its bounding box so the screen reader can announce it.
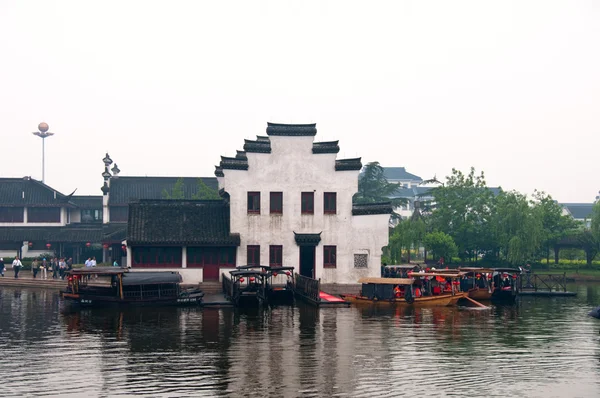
[1,0,598,203]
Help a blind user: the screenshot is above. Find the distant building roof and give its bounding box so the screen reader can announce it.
[0,177,74,207]
[382,167,423,182]
[108,177,218,205]
[127,200,240,246]
[71,195,103,209]
[560,203,594,220]
[0,223,127,243]
[390,186,502,199]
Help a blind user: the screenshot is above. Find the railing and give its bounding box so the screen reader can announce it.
[520,273,567,292]
[294,273,320,304]
[222,273,234,299]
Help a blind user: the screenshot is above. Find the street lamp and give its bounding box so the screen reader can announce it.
[32,122,54,183]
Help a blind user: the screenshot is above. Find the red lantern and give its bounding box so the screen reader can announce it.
[512,274,517,279]
[121,245,127,250]
[102,243,109,249]
[249,277,255,282]
[239,277,245,283]
[28,242,33,247]
[86,242,91,247]
[273,272,278,277]
[285,271,291,276]
[46,243,51,249]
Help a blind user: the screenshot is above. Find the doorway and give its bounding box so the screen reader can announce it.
[299,246,316,278]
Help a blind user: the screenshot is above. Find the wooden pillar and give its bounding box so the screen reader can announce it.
[182,246,187,268]
[554,246,560,264]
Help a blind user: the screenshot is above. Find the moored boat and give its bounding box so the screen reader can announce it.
[341,276,468,307]
[458,267,494,301]
[61,267,204,307]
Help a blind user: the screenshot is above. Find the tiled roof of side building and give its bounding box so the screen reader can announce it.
[0,177,75,207]
[560,203,594,220]
[127,200,240,245]
[0,225,104,243]
[266,122,317,136]
[352,202,393,216]
[382,167,423,181]
[71,195,103,209]
[335,158,362,171]
[108,176,218,205]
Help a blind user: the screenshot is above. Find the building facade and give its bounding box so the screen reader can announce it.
[214,122,391,284]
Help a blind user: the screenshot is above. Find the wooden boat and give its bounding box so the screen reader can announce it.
[262,265,295,304]
[341,276,468,307]
[458,267,495,301]
[490,268,521,303]
[61,267,204,307]
[225,269,268,306]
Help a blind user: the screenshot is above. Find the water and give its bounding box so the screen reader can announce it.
[1,285,599,398]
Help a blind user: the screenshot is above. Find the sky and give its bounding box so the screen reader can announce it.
[0,0,598,203]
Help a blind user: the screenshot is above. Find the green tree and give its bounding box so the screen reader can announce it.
[162,177,185,199]
[354,162,406,207]
[532,191,578,263]
[192,179,220,200]
[428,167,495,263]
[423,231,458,263]
[578,201,600,266]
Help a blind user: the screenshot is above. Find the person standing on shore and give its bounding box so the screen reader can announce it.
[52,258,58,279]
[0,258,5,277]
[41,258,48,279]
[12,257,22,279]
[32,258,40,279]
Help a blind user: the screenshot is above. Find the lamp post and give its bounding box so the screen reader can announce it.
[32,122,54,183]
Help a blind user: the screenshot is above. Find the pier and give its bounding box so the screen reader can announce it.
[519,272,577,297]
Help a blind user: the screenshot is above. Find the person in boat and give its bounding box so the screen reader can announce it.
[394,285,402,298]
[502,274,511,288]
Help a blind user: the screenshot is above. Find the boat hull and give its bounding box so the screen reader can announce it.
[341,292,467,306]
[61,292,203,307]
[468,289,492,301]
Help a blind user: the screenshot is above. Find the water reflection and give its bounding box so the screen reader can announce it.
[0,285,599,397]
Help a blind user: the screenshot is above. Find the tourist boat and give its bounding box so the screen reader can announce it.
[61,267,204,307]
[458,267,494,301]
[490,268,522,303]
[262,265,295,303]
[225,269,268,306]
[341,274,468,306]
[382,264,423,278]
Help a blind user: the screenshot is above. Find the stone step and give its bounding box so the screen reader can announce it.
[199,282,223,294]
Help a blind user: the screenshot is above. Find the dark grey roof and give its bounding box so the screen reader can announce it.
[294,232,322,246]
[0,223,126,243]
[108,177,218,205]
[243,138,271,153]
[313,141,340,154]
[214,166,224,177]
[335,158,362,171]
[71,195,103,209]
[127,200,240,246]
[122,271,182,285]
[219,156,249,170]
[0,177,74,207]
[382,167,423,181]
[266,122,317,136]
[560,203,594,220]
[352,202,393,216]
[390,187,434,199]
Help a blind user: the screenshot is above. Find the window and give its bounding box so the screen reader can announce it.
[354,254,368,268]
[81,209,102,223]
[301,192,314,214]
[187,247,236,268]
[248,192,261,214]
[132,246,182,268]
[324,192,336,214]
[247,245,260,265]
[28,207,60,223]
[270,192,283,214]
[324,246,336,268]
[0,207,24,222]
[269,245,283,266]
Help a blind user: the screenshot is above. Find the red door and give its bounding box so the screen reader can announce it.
[203,250,219,281]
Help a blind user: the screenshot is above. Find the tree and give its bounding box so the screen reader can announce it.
[423,231,458,263]
[428,167,495,263]
[162,178,185,199]
[354,162,406,207]
[192,179,220,200]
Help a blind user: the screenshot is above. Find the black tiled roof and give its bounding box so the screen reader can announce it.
[0,177,75,207]
[244,138,272,153]
[313,141,340,154]
[127,200,240,246]
[71,195,103,209]
[294,232,322,246]
[214,166,224,177]
[220,156,249,170]
[335,158,362,171]
[560,203,594,220]
[108,177,218,205]
[0,225,105,243]
[102,224,127,243]
[352,202,393,216]
[266,122,317,136]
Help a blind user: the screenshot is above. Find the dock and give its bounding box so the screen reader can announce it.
[294,274,351,307]
[519,273,577,297]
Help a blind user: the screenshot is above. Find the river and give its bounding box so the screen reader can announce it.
[1,284,599,397]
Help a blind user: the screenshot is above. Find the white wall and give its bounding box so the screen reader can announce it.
[219,134,389,284]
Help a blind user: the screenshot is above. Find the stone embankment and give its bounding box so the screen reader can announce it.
[0,269,65,289]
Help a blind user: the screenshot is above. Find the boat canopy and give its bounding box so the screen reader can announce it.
[408,272,466,278]
[383,264,421,270]
[459,267,495,273]
[358,277,414,285]
[235,265,263,270]
[121,272,182,286]
[492,268,522,273]
[264,266,295,272]
[230,270,265,277]
[68,267,128,276]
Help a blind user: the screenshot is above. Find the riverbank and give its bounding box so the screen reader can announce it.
[0,269,65,289]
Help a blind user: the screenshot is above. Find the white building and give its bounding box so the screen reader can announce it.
[215,122,391,284]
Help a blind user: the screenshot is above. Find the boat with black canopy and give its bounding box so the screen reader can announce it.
[490,267,521,303]
[61,267,204,306]
[262,266,295,303]
[225,269,267,306]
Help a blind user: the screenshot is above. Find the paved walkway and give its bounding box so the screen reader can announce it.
[0,269,66,289]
